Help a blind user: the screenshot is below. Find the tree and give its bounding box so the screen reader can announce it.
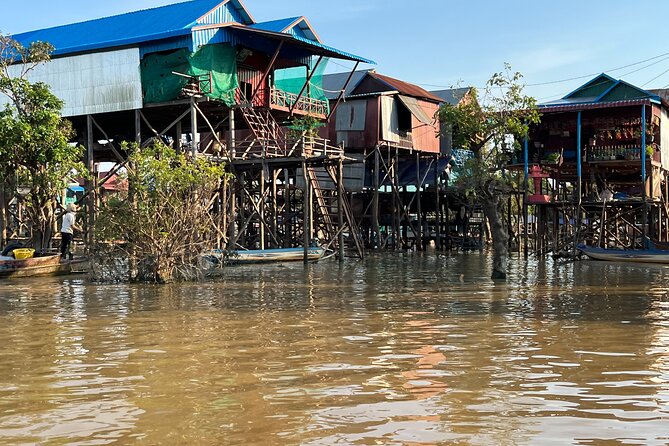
[94,142,227,283]
[438,65,540,280]
[0,35,84,251]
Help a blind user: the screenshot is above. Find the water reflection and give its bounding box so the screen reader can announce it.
[0,254,668,444]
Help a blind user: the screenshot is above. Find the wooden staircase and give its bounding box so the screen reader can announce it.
[235,89,285,159]
[304,164,364,258]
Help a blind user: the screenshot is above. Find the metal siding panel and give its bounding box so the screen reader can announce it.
[335,101,366,131]
[140,36,193,57]
[1,48,143,117]
[192,29,234,48]
[198,3,240,25]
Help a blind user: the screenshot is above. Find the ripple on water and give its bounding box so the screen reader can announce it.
[0,254,668,444]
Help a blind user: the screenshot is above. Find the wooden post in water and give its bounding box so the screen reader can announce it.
[416,152,423,251]
[435,154,441,250]
[372,146,380,249]
[227,108,236,250]
[271,168,278,249]
[284,170,291,247]
[260,163,266,250]
[641,104,648,245]
[302,161,311,263]
[393,148,400,250]
[85,114,95,252]
[338,157,345,262]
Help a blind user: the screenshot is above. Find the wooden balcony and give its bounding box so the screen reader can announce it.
[269,88,328,118]
[231,136,343,161]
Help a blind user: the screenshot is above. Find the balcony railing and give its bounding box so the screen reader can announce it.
[231,136,343,160]
[269,88,328,117]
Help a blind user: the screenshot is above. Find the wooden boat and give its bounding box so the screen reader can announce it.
[0,255,89,279]
[577,244,669,264]
[206,247,326,265]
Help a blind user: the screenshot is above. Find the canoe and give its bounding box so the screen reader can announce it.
[577,244,669,264]
[0,255,89,279]
[206,247,326,265]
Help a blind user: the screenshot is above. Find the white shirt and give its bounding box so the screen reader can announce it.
[61,212,76,234]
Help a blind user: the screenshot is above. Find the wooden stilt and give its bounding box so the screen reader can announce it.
[190,97,199,156]
[372,146,380,249]
[260,164,266,250]
[302,161,311,263]
[416,152,423,251]
[337,158,345,261]
[435,154,441,250]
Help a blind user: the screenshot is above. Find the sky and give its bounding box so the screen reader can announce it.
[1,0,669,102]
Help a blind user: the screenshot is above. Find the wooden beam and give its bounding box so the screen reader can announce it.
[90,116,126,165]
[251,40,284,104]
[328,61,360,121]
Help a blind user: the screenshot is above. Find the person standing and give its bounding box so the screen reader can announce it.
[60,203,80,260]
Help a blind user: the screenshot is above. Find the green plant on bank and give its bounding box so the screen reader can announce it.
[94,142,227,283]
[438,64,541,280]
[0,35,86,251]
[287,114,324,139]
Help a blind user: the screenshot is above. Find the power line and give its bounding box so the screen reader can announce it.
[526,51,669,87]
[642,66,669,87]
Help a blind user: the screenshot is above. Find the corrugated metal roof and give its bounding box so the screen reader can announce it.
[250,17,301,33]
[321,70,371,99]
[397,95,435,126]
[539,73,661,109]
[250,16,321,42]
[431,87,471,105]
[10,0,251,57]
[538,98,654,114]
[356,72,443,102]
[228,25,374,64]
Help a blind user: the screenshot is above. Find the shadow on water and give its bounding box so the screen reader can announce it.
[0,252,668,445]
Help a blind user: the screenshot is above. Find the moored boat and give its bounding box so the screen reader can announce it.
[577,244,669,264]
[0,255,89,279]
[206,247,326,265]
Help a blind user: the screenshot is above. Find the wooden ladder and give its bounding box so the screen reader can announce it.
[237,98,285,157]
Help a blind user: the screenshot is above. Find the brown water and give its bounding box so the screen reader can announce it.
[0,253,668,445]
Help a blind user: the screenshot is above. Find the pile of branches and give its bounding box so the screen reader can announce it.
[94,142,227,283]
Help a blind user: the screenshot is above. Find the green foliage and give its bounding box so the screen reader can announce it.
[287,114,324,139]
[95,142,228,283]
[0,34,85,250]
[646,145,654,157]
[438,64,540,200]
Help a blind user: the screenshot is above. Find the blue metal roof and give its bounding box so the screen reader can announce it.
[290,34,375,64]
[251,16,320,42]
[250,17,301,33]
[10,0,373,64]
[10,0,245,56]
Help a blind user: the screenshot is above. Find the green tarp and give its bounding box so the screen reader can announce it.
[274,57,330,112]
[141,44,238,106]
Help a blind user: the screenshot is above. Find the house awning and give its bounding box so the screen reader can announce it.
[397,95,435,127]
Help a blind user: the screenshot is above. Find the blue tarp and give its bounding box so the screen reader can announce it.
[365,157,451,188]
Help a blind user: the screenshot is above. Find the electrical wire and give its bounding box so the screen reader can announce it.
[642,66,669,87]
